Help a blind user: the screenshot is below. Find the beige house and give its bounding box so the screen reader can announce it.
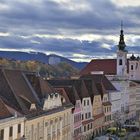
[25,107,72,140]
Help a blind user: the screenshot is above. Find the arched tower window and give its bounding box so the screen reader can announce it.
[119,59,122,65]
[131,65,133,70]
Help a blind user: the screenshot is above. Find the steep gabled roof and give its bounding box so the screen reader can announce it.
[0,68,44,114]
[64,86,81,105]
[80,74,117,91]
[73,80,89,99]
[3,69,40,111]
[83,79,99,98]
[26,74,55,99]
[48,79,90,101]
[0,69,22,112]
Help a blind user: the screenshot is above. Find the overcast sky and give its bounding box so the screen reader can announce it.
[0,0,139,62]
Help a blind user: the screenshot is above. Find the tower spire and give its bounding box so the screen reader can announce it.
[118,21,126,51]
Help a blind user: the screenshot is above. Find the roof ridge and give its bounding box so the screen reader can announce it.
[2,69,28,113]
[22,73,41,105]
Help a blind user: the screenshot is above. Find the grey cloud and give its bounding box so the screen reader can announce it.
[0,0,139,61]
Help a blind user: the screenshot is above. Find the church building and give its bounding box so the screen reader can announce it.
[81,23,140,82]
[80,23,140,122]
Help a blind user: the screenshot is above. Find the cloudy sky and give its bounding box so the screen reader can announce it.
[0,0,140,62]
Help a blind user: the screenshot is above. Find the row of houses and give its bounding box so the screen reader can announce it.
[0,68,72,140]
[1,27,139,140]
[0,67,121,140]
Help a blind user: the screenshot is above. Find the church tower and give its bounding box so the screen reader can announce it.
[117,22,128,76]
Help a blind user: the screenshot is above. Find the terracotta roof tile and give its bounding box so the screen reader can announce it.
[80,59,117,75]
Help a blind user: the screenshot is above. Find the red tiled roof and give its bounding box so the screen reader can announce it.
[80,59,116,75]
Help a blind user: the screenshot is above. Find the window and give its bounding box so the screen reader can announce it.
[0,129,4,140]
[105,116,106,122]
[84,126,86,132]
[18,124,21,133]
[9,127,13,137]
[87,100,89,105]
[131,65,133,70]
[91,123,93,129]
[119,59,122,65]
[82,114,84,120]
[87,124,90,130]
[84,100,86,106]
[85,113,87,119]
[104,107,106,113]
[88,112,91,118]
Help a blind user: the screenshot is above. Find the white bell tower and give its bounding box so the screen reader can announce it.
[117,22,128,76]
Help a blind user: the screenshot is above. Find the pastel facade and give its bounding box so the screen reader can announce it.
[92,94,104,136]
[72,100,82,140]
[55,87,83,140]
[80,74,116,137]
[102,93,113,129]
[81,97,93,140]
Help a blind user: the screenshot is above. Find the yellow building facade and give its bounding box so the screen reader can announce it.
[25,107,72,140]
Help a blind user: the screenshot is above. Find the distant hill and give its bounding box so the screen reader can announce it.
[0,58,79,78]
[0,51,87,69]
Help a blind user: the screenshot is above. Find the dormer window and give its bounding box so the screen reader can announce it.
[119,59,122,65]
[30,103,36,110]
